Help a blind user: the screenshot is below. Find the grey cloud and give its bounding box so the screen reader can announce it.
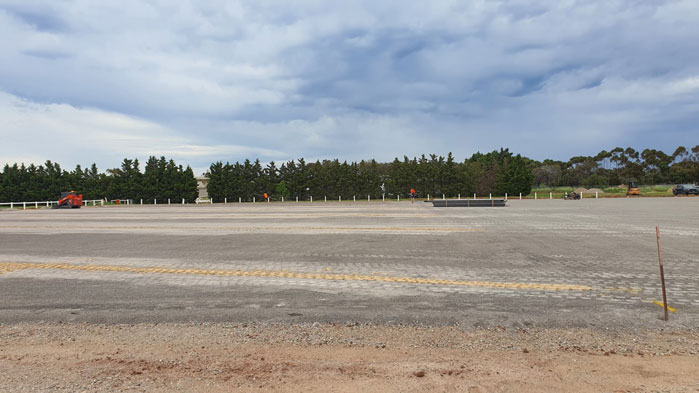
[0,0,698,170]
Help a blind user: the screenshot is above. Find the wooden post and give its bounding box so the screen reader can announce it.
[656,226,669,321]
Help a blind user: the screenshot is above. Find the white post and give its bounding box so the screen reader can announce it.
[140,199,143,205]
[324,196,326,202]
[46,201,49,207]
[519,192,522,200]
[35,201,38,209]
[210,198,213,204]
[489,193,492,200]
[182,198,185,204]
[398,195,400,202]
[282,197,284,203]
[224,197,227,204]
[311,196,313,203]
[168,198,171,205]
[10,202,13,209]
[368,195,370,202]
[442,194,445,200]
[267,197,270,203]
[155,199,157,205]
[505,193,508,201]
[93,200,96,206]
[535,193,537,200]
[596,192,598,199]
[296,196,299,203]
[339,196,342,202]
[474,193,476,199]
[239,197,242,203]
[23,202,26,210]
[253,197,256,203]
[353,195,356,202]
[458,194,460,200]
[427,194,430,201]
[101,200,104,207]
[580,192,583,199]
[550,192,552,200]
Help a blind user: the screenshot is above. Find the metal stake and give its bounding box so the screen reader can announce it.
[656,226,669,321]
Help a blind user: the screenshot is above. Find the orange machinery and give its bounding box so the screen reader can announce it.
[53,191,83,209]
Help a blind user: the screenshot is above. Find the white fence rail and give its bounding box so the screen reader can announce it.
[0,199,105,209]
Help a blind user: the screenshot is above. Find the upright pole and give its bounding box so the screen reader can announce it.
[168,198,171,205]
[397,195,400,202]
[239,197,242,203]
[368,195,370,202]
[489,193,492,200]
[656,226,669,321]
[442,194,445,200]
[458,194,460,200]
[253,197,256,203]
[296,196,299,203]
[550,192,552,200]
[353,195,356,202]
[519,193,522,200]
[224,197,227,204]
[535,193,537,200]
[473,193,476,199]
[427,194,430,201]
[505,193,508,201]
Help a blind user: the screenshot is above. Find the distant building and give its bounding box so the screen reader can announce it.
[196,176,209,198]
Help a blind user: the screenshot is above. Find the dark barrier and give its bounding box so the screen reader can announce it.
[431,199,506,207]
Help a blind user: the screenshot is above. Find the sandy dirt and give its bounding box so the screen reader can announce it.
[1,323,698,392]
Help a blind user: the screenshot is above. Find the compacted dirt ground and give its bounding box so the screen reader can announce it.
[1,323,698,392]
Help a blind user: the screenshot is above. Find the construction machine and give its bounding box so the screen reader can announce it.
[626,182,641,197]
[53,191,83,209]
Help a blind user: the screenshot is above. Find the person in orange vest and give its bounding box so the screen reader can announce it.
[410,188,416,203]
[263,192,269,202]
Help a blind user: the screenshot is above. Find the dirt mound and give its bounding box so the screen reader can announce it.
[587,188,604,194]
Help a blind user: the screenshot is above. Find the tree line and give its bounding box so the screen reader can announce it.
[2,145,697,203]
[206,149,534,201]
[0,156,198,203]
[533,146,699,188]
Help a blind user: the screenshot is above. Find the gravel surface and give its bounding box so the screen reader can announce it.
[1,322,698,392]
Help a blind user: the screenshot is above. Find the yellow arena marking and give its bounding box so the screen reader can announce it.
[0,261,590,292]
[652,300,677,312]
[0,225,484,233]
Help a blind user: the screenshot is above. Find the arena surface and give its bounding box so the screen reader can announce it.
[1,198,698,328]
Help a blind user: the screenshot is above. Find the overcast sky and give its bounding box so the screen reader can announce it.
[1,0,698,175]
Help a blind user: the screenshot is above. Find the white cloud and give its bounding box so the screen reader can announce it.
[0,0,697,168]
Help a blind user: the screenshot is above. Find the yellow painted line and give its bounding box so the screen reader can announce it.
[0,261,590,292]
[0,225,483,233]
[652,300,677,312]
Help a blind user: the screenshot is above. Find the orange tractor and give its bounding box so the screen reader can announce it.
[53,191,83,209]
[626,182,641,197]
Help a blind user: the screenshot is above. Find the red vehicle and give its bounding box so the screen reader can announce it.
[53,191,83,209]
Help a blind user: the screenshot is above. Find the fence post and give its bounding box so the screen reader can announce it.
[474,193,476,199]
[489,193,492,200]
[442,194,445,200]
[427,194,430,201]
[311,196,313,202]
[339,196,342,202]
[580,192,583,199]
[168,198,171,205]
[550,192,552,200]
[23,202,26,210]
[225,197,227,204]
[282,197,284,203]
[505,193,508,201]
[239,197,242,203]
[353,195,355,202]
[458,194,460,200]
[101,200,104,206]
[253,197,256,203]
[519,192,522,200]
[182,198,185,204]
[596,192,598,199]
[46,201,49,207]
[383,195,385,202]
[296,196,299,203]
[535,193,537,200]
[368,195,370,202]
